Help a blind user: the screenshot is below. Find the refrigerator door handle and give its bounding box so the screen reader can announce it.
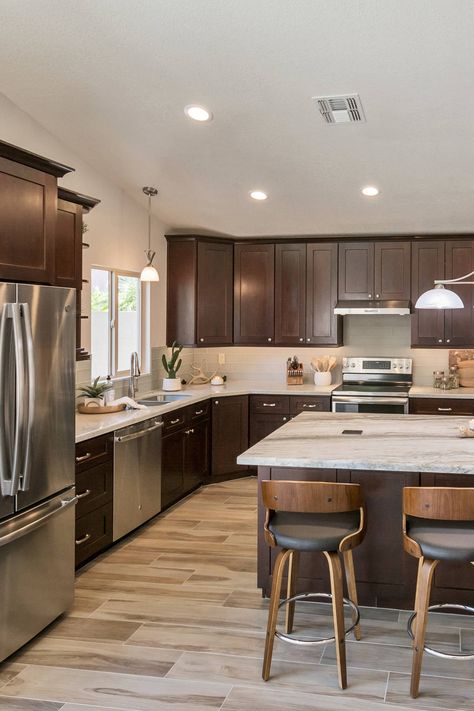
[19,303,36,492]
[10,304,26,497]
[0,303,11,497]
[0,493,78,548]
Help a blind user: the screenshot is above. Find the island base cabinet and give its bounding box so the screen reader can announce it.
[338,470,419,608]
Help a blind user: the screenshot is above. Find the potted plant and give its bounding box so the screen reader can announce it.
[162,342,183,391]
[77,376,112,408]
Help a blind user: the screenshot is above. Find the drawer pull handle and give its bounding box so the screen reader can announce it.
[75,452,92,463]
[76,489,91,500]
[263,403,276,407]
[185,428,195,435]
[437,407,452,412]
[170,418,180,425]
[195,409,204,415]
[303,404,317,408]
[75,533,91,546]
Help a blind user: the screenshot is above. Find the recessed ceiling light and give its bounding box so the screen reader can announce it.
[249,190,268,201]
[184,105,212,122]
[361,186,379,197]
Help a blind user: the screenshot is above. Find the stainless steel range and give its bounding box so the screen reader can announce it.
[332,357,412,414]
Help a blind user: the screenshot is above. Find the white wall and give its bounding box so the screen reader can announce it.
[0,91,168,366]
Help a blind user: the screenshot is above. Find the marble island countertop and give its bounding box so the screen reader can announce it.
[75,380,338,443]
[237,412,474,475]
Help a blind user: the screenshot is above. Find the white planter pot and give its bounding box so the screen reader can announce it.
[313,371,332,386]
[163,377,182,391]
[82,396,105,407]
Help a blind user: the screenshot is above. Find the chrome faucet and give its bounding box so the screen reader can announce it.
[128,351,140,399]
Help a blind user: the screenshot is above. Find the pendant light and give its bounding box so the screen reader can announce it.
[140,186,159,282]
[415,270,474,309]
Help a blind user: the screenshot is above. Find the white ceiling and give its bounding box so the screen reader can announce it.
[1,0,474,237]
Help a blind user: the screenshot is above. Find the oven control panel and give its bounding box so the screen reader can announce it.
[342,357,412,374]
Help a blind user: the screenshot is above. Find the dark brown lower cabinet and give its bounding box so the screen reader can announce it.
[161,408,210,510]
[250,414,290,447]
[257,466,420,608]
[211,395,249,479]
[75,434,113,568]
[410,397,474,416]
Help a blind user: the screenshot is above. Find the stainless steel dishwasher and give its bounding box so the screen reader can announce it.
[113,416,163,541]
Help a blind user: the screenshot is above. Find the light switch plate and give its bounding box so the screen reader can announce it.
[218,353,225,365]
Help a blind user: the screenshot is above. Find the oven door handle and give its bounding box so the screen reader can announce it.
[332,396,409,405]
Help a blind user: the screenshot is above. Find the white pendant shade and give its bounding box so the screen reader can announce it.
[415,285,464,309]
[140,263,159,282]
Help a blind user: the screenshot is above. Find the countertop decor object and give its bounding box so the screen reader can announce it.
[78,402,126,414]
[77,375,112,407]
[140,186,160,282]
[286,356,303,385]
[188,363,217,384]
[162,341,183,390]
[310,355,336,385]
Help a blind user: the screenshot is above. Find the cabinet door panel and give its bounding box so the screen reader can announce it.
[162,430,186,509]
[249,414,290,447]
[234,244,274,344]
[409,398,474,416]
[0,158,56,284]
[344,470,419,589]
[274,243,306,345]
[444,240,474,346]
[184,418,210,492]
[306,243,341,344]
[55,199,82,289]
[197,241,233,345]
[211,395,249,478]
[75,503,113,568]
[374,241,411,300]
[338,243,374,300]
[166,240,197,346]
[411,241,445,346]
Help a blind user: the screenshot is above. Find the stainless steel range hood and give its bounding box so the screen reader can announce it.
[334,300,411,315]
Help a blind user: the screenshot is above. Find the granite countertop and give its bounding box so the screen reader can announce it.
[75,380,338,443]
[236,412,474,475]
[409,386,474,399]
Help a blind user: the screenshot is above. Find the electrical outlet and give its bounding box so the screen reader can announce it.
[218,353,226,365]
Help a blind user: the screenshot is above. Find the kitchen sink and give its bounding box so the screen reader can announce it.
[137,393,192,406]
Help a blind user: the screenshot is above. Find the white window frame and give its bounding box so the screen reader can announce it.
[91,266,148,379]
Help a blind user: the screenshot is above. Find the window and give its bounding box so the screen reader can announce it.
[91,267,144,379]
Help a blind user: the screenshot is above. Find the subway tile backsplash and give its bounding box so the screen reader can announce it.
[77,316,450,391]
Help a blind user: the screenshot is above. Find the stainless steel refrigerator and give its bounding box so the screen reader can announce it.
[0,283,76,662]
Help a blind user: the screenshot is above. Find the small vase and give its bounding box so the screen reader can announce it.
[314,371,332,386]
[163,377,182,391]
[82,396,105,407]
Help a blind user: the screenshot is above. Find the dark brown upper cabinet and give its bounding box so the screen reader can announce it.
[166,236,233,347]
[274,243,306,344]
[56,187,100,361]
[234,243,275,345]
[0,141,73,285]
[412,239,474,348]
[339,241,411,301]
[306,242,342,345]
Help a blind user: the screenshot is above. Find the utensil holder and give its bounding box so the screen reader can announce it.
[314,371,332,386]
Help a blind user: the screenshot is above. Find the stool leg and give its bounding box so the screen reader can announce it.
[342,549,361,641]
[263,548,291,681]
[410,557,438,699]
[285,550,300,634]
[324,551,347,690]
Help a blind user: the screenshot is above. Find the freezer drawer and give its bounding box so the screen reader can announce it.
[0,487,77,662]
[113,417,162,541]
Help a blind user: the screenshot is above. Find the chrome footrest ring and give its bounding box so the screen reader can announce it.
[407,603,474,660]
[274,592,360,646]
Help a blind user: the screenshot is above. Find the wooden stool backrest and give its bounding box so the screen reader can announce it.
[262,480,363,514]
[404,487,474,521]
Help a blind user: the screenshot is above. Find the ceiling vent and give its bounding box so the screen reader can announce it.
[314,94,366,124]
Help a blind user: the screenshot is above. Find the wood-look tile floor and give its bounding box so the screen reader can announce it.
[1,477,474,710]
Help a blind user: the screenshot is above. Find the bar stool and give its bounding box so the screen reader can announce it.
[261,480,366,689]
[403,486,474,698]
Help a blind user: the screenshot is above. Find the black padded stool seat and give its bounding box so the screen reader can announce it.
[406,516,474,562]
[268,511,360,552]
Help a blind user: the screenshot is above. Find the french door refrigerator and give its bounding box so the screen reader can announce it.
[0,283,76,662]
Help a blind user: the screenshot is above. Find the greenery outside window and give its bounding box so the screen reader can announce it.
[91,267,146,379]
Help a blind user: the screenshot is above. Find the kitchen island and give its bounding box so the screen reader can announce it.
[237,412,474,609]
